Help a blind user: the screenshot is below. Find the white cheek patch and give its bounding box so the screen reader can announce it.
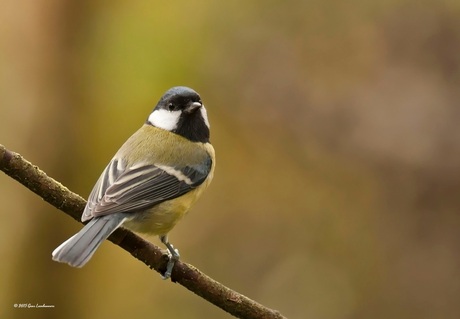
[148,109,181,131]
[200,106,210,128]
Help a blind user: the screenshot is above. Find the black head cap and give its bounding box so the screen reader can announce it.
[147,86,210,143]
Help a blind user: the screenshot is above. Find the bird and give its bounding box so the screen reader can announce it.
[52,86,215,279]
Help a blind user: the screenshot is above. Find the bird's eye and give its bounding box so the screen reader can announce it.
[167,103,175,111]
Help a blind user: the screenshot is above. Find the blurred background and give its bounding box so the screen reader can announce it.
[1,0,459,318]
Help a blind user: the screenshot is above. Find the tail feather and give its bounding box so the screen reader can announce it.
[52,214,126,267]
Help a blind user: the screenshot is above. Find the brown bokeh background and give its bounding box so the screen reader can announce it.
[1,1,459,318]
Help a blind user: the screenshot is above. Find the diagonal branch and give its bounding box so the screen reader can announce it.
[0,144,286,319]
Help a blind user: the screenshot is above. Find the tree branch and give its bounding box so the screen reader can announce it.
[0,144,286,319]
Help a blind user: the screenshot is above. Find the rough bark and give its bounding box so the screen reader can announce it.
[0,144,286,319]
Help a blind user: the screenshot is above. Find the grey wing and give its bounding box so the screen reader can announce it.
[81,156,212,221]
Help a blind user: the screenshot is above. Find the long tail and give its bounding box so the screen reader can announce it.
[52,214,126,267]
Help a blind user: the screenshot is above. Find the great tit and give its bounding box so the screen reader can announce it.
[52,86,215,279]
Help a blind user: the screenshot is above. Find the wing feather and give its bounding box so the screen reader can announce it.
[81,155,212,221]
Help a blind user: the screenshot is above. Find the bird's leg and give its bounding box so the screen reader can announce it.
[160,235,180,280]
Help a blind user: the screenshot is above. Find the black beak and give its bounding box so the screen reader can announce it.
[185,101,202,114]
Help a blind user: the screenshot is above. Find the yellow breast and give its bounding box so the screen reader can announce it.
[123,142,215,236]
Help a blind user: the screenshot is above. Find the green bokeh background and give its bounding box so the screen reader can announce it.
[1,1,460,318]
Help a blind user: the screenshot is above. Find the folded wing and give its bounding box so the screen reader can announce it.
[82,156,212,221]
